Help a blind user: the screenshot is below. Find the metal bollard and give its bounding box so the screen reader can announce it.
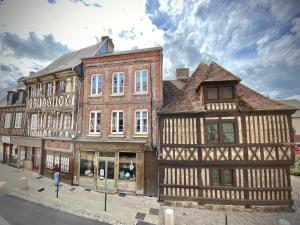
[104,193,107,211]
[20,177,28,190]
[164,208,174,225]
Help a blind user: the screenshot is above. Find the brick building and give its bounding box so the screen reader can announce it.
[74,46,163,195]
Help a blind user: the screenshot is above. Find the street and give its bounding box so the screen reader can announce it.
[0,194,109,225]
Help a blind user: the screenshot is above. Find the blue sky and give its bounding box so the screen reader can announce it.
[0,0,300,100]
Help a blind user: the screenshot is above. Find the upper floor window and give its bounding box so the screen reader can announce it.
[91,74,102,95]
[63,113,71,130]
[29,85,37,97]
[112,72,124,95]
[89,111,101,134]
[211,168,234,186]
[206,121,236,144]
[135,70,148,94]
[135,110,148,134]
[111,111,124,134]
[56,80,66,95]
[31,114,38,129]
[4,113,12,128]
[205,86,234,101]
[46,82,53,97]
[15,113,23,128]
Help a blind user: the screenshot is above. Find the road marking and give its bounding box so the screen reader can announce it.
[0,181,6,187]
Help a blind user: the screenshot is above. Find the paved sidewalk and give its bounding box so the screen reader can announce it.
[0,164,159,225]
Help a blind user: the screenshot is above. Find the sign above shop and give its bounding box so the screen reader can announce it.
[1,136,10,144]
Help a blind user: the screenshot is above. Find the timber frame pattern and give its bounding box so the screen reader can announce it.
[157,62,296,207]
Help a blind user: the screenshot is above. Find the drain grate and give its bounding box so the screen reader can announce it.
[36,175,43,179]
[118,193,126,197]
[135,212,146,220]
[37,187,44,192]
[136,221,155,225]
[149,208,159,215]
[85,188,91,192]
[69,187,76,192]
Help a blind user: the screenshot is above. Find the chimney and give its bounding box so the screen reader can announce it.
[101,35,114,53]
[176,68,189,81]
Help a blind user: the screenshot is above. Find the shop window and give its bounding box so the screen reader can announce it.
[119,152,136,181]
[80,152,94,177]
[46,154,54,169]
[98,161,114,180]
[60,156,69,173]
[211,168,234,186]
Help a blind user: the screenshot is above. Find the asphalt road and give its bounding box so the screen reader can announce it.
[0,194,110,225]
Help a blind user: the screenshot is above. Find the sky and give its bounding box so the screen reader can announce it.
[0,0,299,100]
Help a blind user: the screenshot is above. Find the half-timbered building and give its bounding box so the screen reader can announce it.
[21,36,115,183]
[74,46,163,195]
[158,62,296,207]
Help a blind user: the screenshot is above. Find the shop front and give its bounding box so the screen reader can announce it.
[10,136,42,172]
[75,141,144,195]
[1,136,15,166]
[43,139,74,184]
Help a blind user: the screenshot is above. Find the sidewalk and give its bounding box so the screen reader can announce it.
[0,164,159,225]
[1,163,300,225]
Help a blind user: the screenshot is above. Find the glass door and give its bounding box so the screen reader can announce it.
[97,156,115,191]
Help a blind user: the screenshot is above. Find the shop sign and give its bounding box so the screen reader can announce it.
[2,136,10,144]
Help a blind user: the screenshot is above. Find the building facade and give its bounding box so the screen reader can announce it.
[158,62,296,207]
[74,47,163,195]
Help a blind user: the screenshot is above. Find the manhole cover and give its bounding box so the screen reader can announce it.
[135,212,146,220]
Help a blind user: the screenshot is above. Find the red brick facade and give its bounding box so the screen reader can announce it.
[79,48,163,145]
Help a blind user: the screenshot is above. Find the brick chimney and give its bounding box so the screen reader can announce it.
[176,68,189,81]
[101,36,114,53]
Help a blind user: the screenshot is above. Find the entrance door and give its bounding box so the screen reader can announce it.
[97,157,115,191]
[32,148,40,171]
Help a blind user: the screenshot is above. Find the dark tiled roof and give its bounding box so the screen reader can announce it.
[278,100,300,117]
[160,62,295,114]
[23,43,101,80]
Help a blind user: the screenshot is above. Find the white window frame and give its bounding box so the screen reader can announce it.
[111,110,124,134]
[46,82,53,97]
[31,114,38,130]
[63,113,71,130]
[91,74,103,96]
[89,111,101,134]
[134,110,148,134]
[135,70,148,94]
[15,113,23,128]
[112,72,124,95]
[4,113,12,128]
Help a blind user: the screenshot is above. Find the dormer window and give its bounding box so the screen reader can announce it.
[205,85,235,102]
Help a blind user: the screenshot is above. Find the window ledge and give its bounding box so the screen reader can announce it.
[109,134,124,138]
[89,94,102,98]
[110,93,124,97]
[87,133,101,137]
[134,92,148,96]
[132,134,148,138]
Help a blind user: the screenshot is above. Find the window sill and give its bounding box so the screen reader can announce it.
[87,133,101,136]
[89,94,102,98]
[109,134,124,138]
[133,92,148,96]
[132,134,148,138]
[110,93,124,97]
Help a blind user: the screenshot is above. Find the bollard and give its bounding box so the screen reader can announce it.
[164,208,174,225]
[225,214,228,225]
[20,177,28,190]
[104,193,107,211]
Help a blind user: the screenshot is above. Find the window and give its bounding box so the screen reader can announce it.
[63,113,71,130]
[30,85,37,97]
[135,110,148,133]
[4,113,12,128]
[46,154,54,169]
[205,86,235,101]
[221,86,234,99]
[211,169,234,186]
[89,111,101,134]
[135,70,148,93]
[206,121,236,144]
[31,114,38,129]
[56,80,66,95]
[207,87,218,100]
[46,82,53,97]
[91,74,102,95]
[15,113,22,128]
[119,152,136,181]
[80,152,94,177]
[112,72,124,94]
[111,111,124,134]
[47,115,52,128]
[60,156,70,173]
[222,123,235,143]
